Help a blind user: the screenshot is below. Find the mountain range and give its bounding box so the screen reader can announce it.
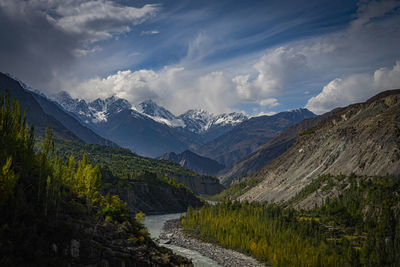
[194,108,316,166]
[54,91,316,162]
[55,92,250,157]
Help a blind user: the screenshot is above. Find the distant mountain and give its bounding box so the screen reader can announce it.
[239,90,400,205]
[195,109,316,166]
[55,92,132,124]
[219,110,335,184]
[0,72,80,141]
[91,108,200,157]
[178,110,248,142]
[54,92,248,157]
[160,150,225,176]
[55,92,197,156]
[32,93,116,146]
[138,99,185,127]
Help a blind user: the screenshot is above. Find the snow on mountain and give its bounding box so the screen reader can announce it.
[177,109,214,133]
[55,92,131,124]
[138,100,185,127]
[213,112,248,127]
[55,92,248,132]
[178,109,248,133]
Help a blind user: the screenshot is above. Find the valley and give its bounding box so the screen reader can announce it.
[2,1,400,266]
[1,75,400,266]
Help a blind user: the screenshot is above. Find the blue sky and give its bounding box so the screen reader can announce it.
[1,0,400,115]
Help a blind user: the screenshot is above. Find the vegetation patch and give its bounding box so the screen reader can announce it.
[183,173,400,266]
[207,176,261,201]
[299,128,315,136]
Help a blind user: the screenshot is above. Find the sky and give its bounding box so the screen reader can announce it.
[1,0,400,116]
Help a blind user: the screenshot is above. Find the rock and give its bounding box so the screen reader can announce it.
[70,239,80,258]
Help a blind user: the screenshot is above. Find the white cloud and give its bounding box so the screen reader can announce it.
[55,1,159,43]
[72,69,159,102]
[0,0,160,44]
[306,60,400,114]
[141,30,160,36]
[232,47,307,102]
[259,98,279,108]
[71,67,238,115]
[232,75,251,100]
[252,47,307,96]
[254,111,277,117]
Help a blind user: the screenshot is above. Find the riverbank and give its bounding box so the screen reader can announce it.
[159,219,267,267]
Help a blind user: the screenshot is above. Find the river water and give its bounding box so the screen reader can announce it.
[144,213,222,267]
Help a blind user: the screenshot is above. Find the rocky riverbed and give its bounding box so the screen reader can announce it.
[159,219,267,267]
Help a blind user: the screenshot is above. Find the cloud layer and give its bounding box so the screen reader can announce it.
[1,0,400,116]
[0,0,158,91]
[306,61,400,114]
[69,47,302,114]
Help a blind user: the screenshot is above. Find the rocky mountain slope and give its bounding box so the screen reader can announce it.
[219,111,335,183]
[0,73,116,146]
[0,73,80,141]
[195,109,316,166]
[239,90,400,204]
[160,150,225,176]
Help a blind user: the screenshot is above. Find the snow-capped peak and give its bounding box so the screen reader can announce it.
[138,99,175,120]
[55,92,131,124]
[213,112,248,126]
[178,109,248,133]
[54,93,247,132]
[138,99,185,127]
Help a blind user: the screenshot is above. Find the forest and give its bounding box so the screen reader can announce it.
[0,93,154,265]
[44,138,200,191]
[183,173,400,266]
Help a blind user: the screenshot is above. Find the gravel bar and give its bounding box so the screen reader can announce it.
[159,219,268,267]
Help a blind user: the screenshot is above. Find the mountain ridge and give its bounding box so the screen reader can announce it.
[218,110,336,184]
[239,89,400,205]
[0,73,81,141]
[195,108,316,166]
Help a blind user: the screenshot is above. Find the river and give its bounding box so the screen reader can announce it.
[144,213,222,267]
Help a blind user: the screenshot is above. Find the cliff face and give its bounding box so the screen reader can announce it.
[57,216,191,267]
[172,174,225,196]
[160,150,225,176]
[104,183,202,215]
[240,90,400,204]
